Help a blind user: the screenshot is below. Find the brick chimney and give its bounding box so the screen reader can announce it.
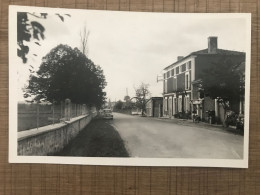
[177,56,184,61]
[208,36,218,54]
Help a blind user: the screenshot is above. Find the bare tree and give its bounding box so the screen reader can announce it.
[133,82,150,116]
[80,24,90,56]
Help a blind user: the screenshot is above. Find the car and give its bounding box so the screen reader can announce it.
[102,108,113,119]
[131,108,142,115]
[131,111,138,115]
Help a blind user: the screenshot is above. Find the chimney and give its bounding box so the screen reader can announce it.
[208,36,218,54]
[177,56,184,61]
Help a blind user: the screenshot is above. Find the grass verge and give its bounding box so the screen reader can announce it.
[53,118,129,157]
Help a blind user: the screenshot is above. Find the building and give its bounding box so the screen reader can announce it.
[162,36,245,122]
[146,97,163,117]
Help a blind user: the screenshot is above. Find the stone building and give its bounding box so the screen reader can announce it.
[162,36,245,122]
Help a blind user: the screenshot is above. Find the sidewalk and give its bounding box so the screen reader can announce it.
[155,116,243,135]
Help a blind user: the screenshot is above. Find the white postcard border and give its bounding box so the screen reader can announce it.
[9,5,251,168]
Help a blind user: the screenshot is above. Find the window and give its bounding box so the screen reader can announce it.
[167,71,170,78]
[164,80,167,93]
[185,72,190,90]
[172,97,176,115]
[178,96,182,112]
[185,96,190,112]
[171,69,174,76]
[181,64,186,72]
[188,61,191,69]
[176,67,179,74]
[164,97,168,111]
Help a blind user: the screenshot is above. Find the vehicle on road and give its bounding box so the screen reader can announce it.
[131,108,142,115]
[102,108,113,119]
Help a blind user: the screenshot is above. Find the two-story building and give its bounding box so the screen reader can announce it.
[162,36,245,121]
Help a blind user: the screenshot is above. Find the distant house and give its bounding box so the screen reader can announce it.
[162,37,245,122]
[146,97,163,117]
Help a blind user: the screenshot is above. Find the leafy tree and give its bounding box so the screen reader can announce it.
[200,58,245,112]
[17,12,69,63]
[23,44,106,108]
[133,82,150,116]
[114,100,123,110]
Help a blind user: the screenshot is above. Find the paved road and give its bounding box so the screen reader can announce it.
[109,113,243,159]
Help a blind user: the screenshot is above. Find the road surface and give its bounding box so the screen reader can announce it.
[109,112,243,159]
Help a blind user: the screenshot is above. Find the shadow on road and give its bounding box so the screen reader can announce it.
[52,118,129,157]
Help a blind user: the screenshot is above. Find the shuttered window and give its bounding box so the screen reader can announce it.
[188,61,191,69]
[171,69,174,76]
[181,64,186,72]
[176,67,179,74]
[167,71,170,78]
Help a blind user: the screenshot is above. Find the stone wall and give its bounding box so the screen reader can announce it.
[18,113,95,156]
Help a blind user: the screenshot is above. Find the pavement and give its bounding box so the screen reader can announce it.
[108,112,244,159]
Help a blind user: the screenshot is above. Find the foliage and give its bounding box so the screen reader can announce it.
[200,58,245,111]
[114,100,123,110]
[17,12,69,63]
[24,44,106,108]
[134,83,150,115]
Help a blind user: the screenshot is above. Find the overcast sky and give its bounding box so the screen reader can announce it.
[16,8,249,102]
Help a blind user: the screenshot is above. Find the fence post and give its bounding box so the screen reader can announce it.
[65,99,71,121]
[36,103,39,129]
[60,101,63,119]
[81,104,82,115]
[52,100,55,125]
[83,104,86,115]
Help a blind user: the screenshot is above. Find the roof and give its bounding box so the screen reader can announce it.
[146,97,163,102]
[164,48,245,71]
[150,97,163,100]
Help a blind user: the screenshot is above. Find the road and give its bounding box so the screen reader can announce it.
[109,112,243,159]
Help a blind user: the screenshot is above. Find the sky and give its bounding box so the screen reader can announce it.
[15,8,249,102]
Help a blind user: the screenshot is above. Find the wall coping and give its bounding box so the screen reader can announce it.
[18,114,90,141]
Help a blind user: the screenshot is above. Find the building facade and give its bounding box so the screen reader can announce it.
[146,97,163,117]
[162,37,245,122]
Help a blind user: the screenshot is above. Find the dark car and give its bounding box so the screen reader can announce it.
[103,109,113,119]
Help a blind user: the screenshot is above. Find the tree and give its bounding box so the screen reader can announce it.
[17,12,70,63]
[80,24,90,56]
[23,44,107,108]
[114,100,123,110]
[200,58,245,113]
[133,83,150,116]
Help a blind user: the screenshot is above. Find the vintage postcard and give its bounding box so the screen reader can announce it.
[9,5,251,168]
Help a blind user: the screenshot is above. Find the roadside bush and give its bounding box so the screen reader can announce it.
[173,113,180,118]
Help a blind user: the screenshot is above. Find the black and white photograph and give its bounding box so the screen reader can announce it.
[9,6,251,168]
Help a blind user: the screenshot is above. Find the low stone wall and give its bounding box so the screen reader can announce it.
[18,113,95,156]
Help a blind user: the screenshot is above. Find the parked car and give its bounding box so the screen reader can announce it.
[131,110,138,115]
[103,108,113,119]
[131,108,142,115]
